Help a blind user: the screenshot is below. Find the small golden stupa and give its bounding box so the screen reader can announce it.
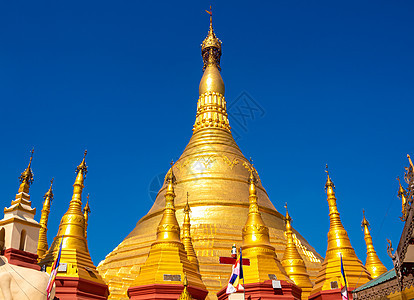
[129,167,205,290]
[98,10,322,300]
[310,166,371,295]
[361,210,387,279]
[182,193,200,273]
[241,163,290,283]
[281,204,313,299]
[37,178,54,260]
[39,151,106,286]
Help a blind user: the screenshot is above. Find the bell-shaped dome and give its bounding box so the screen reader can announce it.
[97,12,323,300]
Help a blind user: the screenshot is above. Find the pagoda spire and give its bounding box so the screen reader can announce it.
[242,162,290,283]
[178,274,193,300]
[66,150,87,215]
[193,7,230,133]
[18,148,34,194]
[397,177,408,220]
[39,151,107,292]
[83,194,91,238]
[0,149,41,260]
[157,164,180,242]
[182,192,200,272]
[9,149,36,213]
[130,163,206,293]
[310,165,371,296]
[281,203,313,300]
[361,210,387,279]
[37,178,54,260]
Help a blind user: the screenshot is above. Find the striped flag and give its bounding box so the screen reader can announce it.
[340,254,348,300]
[46,237,64,300]
[226,247,244,294]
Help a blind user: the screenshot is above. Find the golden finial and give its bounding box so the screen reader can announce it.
[397,177,408,221]
[84,194,91,213]
[201,5,222,71]
[246,158,256,184]
[361,209,369,228]
[408,154,414,170]
[165,160,176,193]
[285,203,292,225]
[205,5,212,26]
[66,151,88,215]
[325,164,335,195]
[44,178,54,201]
[76,150,88,176]
[18,148,35,193]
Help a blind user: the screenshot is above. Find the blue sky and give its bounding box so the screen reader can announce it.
[0,1,413,271]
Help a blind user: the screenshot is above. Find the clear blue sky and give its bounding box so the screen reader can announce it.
[1,1,413,270]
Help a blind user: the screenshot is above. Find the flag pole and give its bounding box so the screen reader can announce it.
[240,247,245,300]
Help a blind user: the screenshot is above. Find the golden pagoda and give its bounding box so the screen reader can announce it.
[182,193,200,273]
[241,163,290,283]
[37,178,54,260]
[361,210,387,279]
[281,204,313,299]
[97,10,322,300]
[39,151,107,289]
[310,166,371,296]
[129,166,205,290]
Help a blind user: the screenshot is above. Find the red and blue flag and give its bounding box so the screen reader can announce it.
[226,247,244,294]
[46,237,64,300]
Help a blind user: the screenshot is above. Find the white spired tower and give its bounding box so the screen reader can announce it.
[0,149,41,269]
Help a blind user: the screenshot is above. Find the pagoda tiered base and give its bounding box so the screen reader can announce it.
[128,283,209,300]
[217,280,302,300]
[54,276,109,300]
[309,288,354,300]
[3,248,40,270]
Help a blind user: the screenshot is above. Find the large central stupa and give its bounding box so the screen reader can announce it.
[97,13,323,300]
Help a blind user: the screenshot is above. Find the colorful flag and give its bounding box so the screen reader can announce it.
[46,237,64,300]
[340,254,348,300]
[226,247,244,294]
